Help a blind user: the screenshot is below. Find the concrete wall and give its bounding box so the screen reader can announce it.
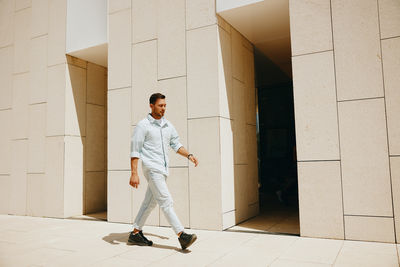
[0,0,69,217]
[107,0,258,230]
[0,0,107,218]
[290,0,400,243]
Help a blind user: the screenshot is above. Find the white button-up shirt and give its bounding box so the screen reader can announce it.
[130,113,183,176]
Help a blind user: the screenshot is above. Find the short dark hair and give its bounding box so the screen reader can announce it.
[149,93,165,105]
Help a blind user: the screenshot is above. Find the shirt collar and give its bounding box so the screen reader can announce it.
[147,113,167,127]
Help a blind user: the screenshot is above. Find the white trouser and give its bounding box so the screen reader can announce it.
[132,166,184,235]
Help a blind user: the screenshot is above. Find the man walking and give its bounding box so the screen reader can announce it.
[128,93,199,250]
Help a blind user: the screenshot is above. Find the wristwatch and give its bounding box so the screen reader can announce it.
[187,153,193,159]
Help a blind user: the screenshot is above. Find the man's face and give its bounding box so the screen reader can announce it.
[150,98,166,118]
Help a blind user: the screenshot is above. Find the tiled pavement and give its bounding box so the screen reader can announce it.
[0,215,399,267]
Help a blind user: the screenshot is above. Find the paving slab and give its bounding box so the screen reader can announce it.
[0,215,398,267]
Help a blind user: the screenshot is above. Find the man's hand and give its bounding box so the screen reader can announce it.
[189,155,199,167]
[177,147,199,167]
[129,173,140,188]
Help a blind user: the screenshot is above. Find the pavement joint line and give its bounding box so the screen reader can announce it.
[332,241,345,266]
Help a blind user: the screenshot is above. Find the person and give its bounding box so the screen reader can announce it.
[128,93,199,250]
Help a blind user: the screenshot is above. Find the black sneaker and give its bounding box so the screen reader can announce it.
[178,232,197,250]
[128,230,153,246]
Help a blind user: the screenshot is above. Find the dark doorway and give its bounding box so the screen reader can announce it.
[255,47,299,234]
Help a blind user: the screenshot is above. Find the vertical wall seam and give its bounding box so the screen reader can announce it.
[62,0,68,217]
[329,0,346,240]
[184,0,191,229]
[376,0,397,243]
[84,60,87,215]
[130,2,134,224]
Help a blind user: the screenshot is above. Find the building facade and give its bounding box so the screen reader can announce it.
[0,0,399,244]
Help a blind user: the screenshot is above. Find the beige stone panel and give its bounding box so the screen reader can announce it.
[344,215,395,243]
[248,201,259,218]
[108,9,131,89]
[231,27,244,82]
[46,64,66,136]
[246,124,258,204]
[65,64,86,136]
[186,0,216,30]
[187,25,219,119]
[29,35,47,104]
[232,78,246,122]
[158,77,188,167]
[233,79,247,165]
[292,51,340,161]
[0,110,11,174]
[220,118,234,213]
[31,0,48,38]
[242,35,253,52]
[66,55,86,69]
[85,171,106,214]
[157,0,186,79]
[382,38,400,155]
[297,161,344,239]
[0,46,13,109]
[332,0,384,101]
[48,0,66,66]
[86,104,105,172]
[44,136,64,218]
[9,139,28,215]
[217,25,233,119]
[243,48,256,125]
[28,103,46,173]
[222,210,235,230]
[390,157,400,243]
[188,117,222,230]
[87,62,105,106]
[217,16,230,34]
[15,0,31,10]
[0,175,11,214]
[289,0,332,56]
[108,0,130,14]
[108,170,132,223]
[160,167,189,228]
[108,88,131,170]
[12,72,29,139]
[13,7,31,74]
[234,164,249,223]
[132,0,157,43]
[378,0,400,39]
[338,99,392,216]
[26,173,45,216]
[0,0,14,47]
[131,161,159,226]
[64,136,83,217]
[131,40,157,124]
[233,121,247,166]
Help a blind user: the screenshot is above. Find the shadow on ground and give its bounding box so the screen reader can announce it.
[102,231,191,253]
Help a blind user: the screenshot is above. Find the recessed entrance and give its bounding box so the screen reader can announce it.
[219,0,299,235]
[65,54,108,221]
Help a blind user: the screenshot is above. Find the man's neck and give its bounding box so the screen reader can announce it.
[150,112,162,120]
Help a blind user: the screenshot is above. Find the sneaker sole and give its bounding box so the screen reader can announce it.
[128,238,153,246]
[181,234,197,250]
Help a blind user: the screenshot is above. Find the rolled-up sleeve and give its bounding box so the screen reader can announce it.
[130,124,146,158]
[170,124,183,153]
